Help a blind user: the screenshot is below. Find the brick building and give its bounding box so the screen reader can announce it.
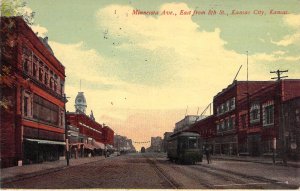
[188,115,216,151]
[186,80,300,159]
[213,81,274,155]
[102,125,114,148]
[237,80,300,158]
[1,17,66,167]
[66,111,105,157]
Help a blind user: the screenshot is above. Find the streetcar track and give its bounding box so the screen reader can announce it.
[144,156,180,189]
[155,157,298,189]
[193,163,298,188]
[193,164,298,189]
[167,163,215,188]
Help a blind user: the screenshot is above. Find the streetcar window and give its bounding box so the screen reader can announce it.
[188,138,198,149]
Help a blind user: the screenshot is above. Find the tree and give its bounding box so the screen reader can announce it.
[1,0,35,25]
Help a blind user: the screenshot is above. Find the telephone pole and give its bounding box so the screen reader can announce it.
[270,69,288,165]
[270,70,288,81]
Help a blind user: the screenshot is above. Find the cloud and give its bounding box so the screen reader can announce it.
[283,14,300,28]
[271,14,300,46]
[95,3,246,97]
[271,32,300,46]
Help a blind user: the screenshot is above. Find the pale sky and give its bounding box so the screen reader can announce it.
[26,0,300,150]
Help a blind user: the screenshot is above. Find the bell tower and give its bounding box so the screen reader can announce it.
[74,92,87,113]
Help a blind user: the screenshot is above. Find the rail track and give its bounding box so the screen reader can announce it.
[151,155,298,189]
[144,155,180,189]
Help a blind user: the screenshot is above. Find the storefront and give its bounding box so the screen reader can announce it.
[23,138,65,164]
[214,135,238,156]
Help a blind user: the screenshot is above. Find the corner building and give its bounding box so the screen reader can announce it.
[1,17,66,167]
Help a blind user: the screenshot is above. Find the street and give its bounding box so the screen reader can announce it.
[2,153,299,189]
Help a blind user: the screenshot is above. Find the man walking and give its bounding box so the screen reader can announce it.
[205,146,211,164]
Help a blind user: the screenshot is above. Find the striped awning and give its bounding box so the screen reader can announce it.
[83,143,95,150]
[25,138,66,145]
[93,141,105,149]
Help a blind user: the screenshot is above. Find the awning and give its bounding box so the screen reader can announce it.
[70,143,84,148]
[106,144,114,149]
[83,143,95,150]
[25,138,66,145]
[93,141,105,149]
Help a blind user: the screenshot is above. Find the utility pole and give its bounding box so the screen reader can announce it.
[63,93,70,166]
[270,69,288,165]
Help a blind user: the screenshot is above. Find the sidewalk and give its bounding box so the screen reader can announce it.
[212,154,300,168]
[0,156,105,184]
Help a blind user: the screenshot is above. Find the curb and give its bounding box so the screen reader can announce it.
[213,157,300,168]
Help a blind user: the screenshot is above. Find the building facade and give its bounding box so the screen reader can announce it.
[185,80,300,159]
[1,17,66,168]
[114,135,136,153]
[174,115,206,133]
[150,136,163,152]
[66,111,105,157]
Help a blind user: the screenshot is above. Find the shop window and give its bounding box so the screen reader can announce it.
[263,101,274,126]
[250,103,260,124]
[33,94,59,126]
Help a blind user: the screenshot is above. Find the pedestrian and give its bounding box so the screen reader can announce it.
[205,146,211,164]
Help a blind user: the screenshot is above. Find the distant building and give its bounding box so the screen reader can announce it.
[102,125,114,148]
[150,136,163,152]
[174,115,206,133]
[1,17,66,168]
[162,132,172,152]
[66,92,107,157]
[114,135,136,153]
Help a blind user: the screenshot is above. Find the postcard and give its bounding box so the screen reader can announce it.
[1,0,299,189]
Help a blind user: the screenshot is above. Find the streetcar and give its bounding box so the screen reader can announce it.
[167,131,203,164]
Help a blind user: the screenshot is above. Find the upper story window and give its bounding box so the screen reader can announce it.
[225,100,230,112]
[250,103,260,124]
[217,97,236,116]
[240,114,247,129]
[296,109,300,123]
[263,101,274,126]
[229,115,235,129]
[230,97,236,110]
[23,91,32,118]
